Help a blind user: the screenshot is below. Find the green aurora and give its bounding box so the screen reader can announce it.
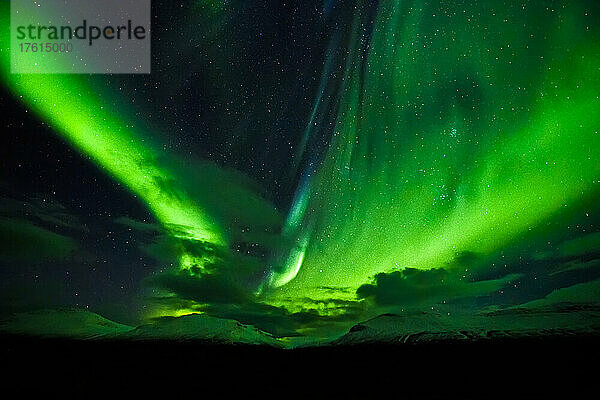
[273,0,600,304]
[1,0,599,338]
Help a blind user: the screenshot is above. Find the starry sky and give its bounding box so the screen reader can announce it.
[1,0,599,339]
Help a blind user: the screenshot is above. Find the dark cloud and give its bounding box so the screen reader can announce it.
[476,228,600,309]
[0,217,77,262]
[315,286,354,295]
[114,216,160,233]
[557,231,600,258]
[357,267,520,307]
[0,194,91,263]
[518,279,600,308]
[549,258,600,277]
[0,196,88,233]
[532,231,600,264]
[148,268,255,305]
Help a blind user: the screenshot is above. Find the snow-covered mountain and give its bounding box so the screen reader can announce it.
[0,309,281,345]
[0,309,133,339]
[332,303,600,345]
[3,303,598,347]
[120,313,281,346]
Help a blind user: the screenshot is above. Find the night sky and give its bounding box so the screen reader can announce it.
[1,0,599,340]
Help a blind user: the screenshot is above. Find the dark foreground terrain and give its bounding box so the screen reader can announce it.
[2,334,597,395]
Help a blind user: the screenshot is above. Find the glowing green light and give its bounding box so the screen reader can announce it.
[0,4,225,258]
